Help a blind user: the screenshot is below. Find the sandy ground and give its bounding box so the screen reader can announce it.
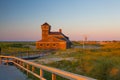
[32,57,74,64]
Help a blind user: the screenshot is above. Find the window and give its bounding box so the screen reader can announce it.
[47,44,49,46]
[53,44,56,46]
[40,44,42,46]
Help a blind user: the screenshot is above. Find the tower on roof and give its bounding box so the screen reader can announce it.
[41,22,51,41]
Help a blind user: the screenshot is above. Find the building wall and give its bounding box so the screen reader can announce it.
[59,42,66,50]
[36,42,66,50]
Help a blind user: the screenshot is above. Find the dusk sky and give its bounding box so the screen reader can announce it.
[0,0,120,41]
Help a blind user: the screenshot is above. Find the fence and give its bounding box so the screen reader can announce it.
[0,55,96,80]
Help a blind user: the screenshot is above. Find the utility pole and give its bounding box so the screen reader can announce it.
[85,36,87,42]
[83,35,87,49]
[83,38,85,49]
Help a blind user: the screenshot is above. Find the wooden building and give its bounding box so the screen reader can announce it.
[36,23,71,50]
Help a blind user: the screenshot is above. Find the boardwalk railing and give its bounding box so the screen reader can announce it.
[0,55,96,80]
[1,50,52,59]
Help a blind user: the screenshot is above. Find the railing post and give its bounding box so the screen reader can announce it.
[27,64,29,76]
[16,60,19,69]
[32,66,35,72]
[21,62,25,72]
[6,58,9,65]
[13,59,16,63]
[20,61,23,70]
[20,61,23,66]
[0,57,2,64]
[12,59,16,66]
[40,69,43,77]
[19,61,21,65]
[52,73,56,80]
[16,60,18,64]
[22,62,24,67]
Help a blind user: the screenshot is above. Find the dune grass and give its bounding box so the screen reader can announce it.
[1,41,120,80]
[41,43,120,80]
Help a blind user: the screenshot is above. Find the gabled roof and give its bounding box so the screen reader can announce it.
[42,22,50,26]
[49,32,70,42]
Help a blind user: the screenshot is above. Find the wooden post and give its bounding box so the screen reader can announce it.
[21,62,25,73]
[13,59,16,63]
[20,61,22,65]
[13,59,16,67]
[52,73,56,80]
[22,62,25,71]
[40,69,43,77]
[19,61,21,65]
[21,62,23,66]
[0,57,2,64]
[6,58,9,65]
[16,60,18,64]
[15,60,19,69]
[15,59,19,68]
[22,62,24,67]
[17,60,20,69]
[32,66,35,72]
[27,64,29,76]
[19,61,23,70]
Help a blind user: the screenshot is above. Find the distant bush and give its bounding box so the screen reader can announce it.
[101,42,120,49]
[0,42,36,54]
[72,41,81,46]
[10,43,23,48]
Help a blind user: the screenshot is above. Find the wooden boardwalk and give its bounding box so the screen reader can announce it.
[0,56,96,80]
[0,64,30,80]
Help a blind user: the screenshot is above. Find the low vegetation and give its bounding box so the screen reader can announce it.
[35,42,120,80]
[0,41,36,56]
[0,41,120,80]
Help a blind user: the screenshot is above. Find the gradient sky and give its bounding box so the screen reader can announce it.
[0,0,120,41]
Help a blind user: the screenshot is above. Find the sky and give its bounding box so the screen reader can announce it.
[0,0,120,41]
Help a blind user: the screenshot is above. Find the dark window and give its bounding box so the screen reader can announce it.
[53,44,56,46]
[47,44,49,46]
[40,44,42,46]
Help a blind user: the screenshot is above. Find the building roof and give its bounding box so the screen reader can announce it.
[49,32,61,35]
[42,22,50,26]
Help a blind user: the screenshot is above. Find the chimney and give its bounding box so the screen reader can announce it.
[59,29,62,33]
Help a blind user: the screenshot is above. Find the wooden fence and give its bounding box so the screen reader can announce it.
[0,55,96,80]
